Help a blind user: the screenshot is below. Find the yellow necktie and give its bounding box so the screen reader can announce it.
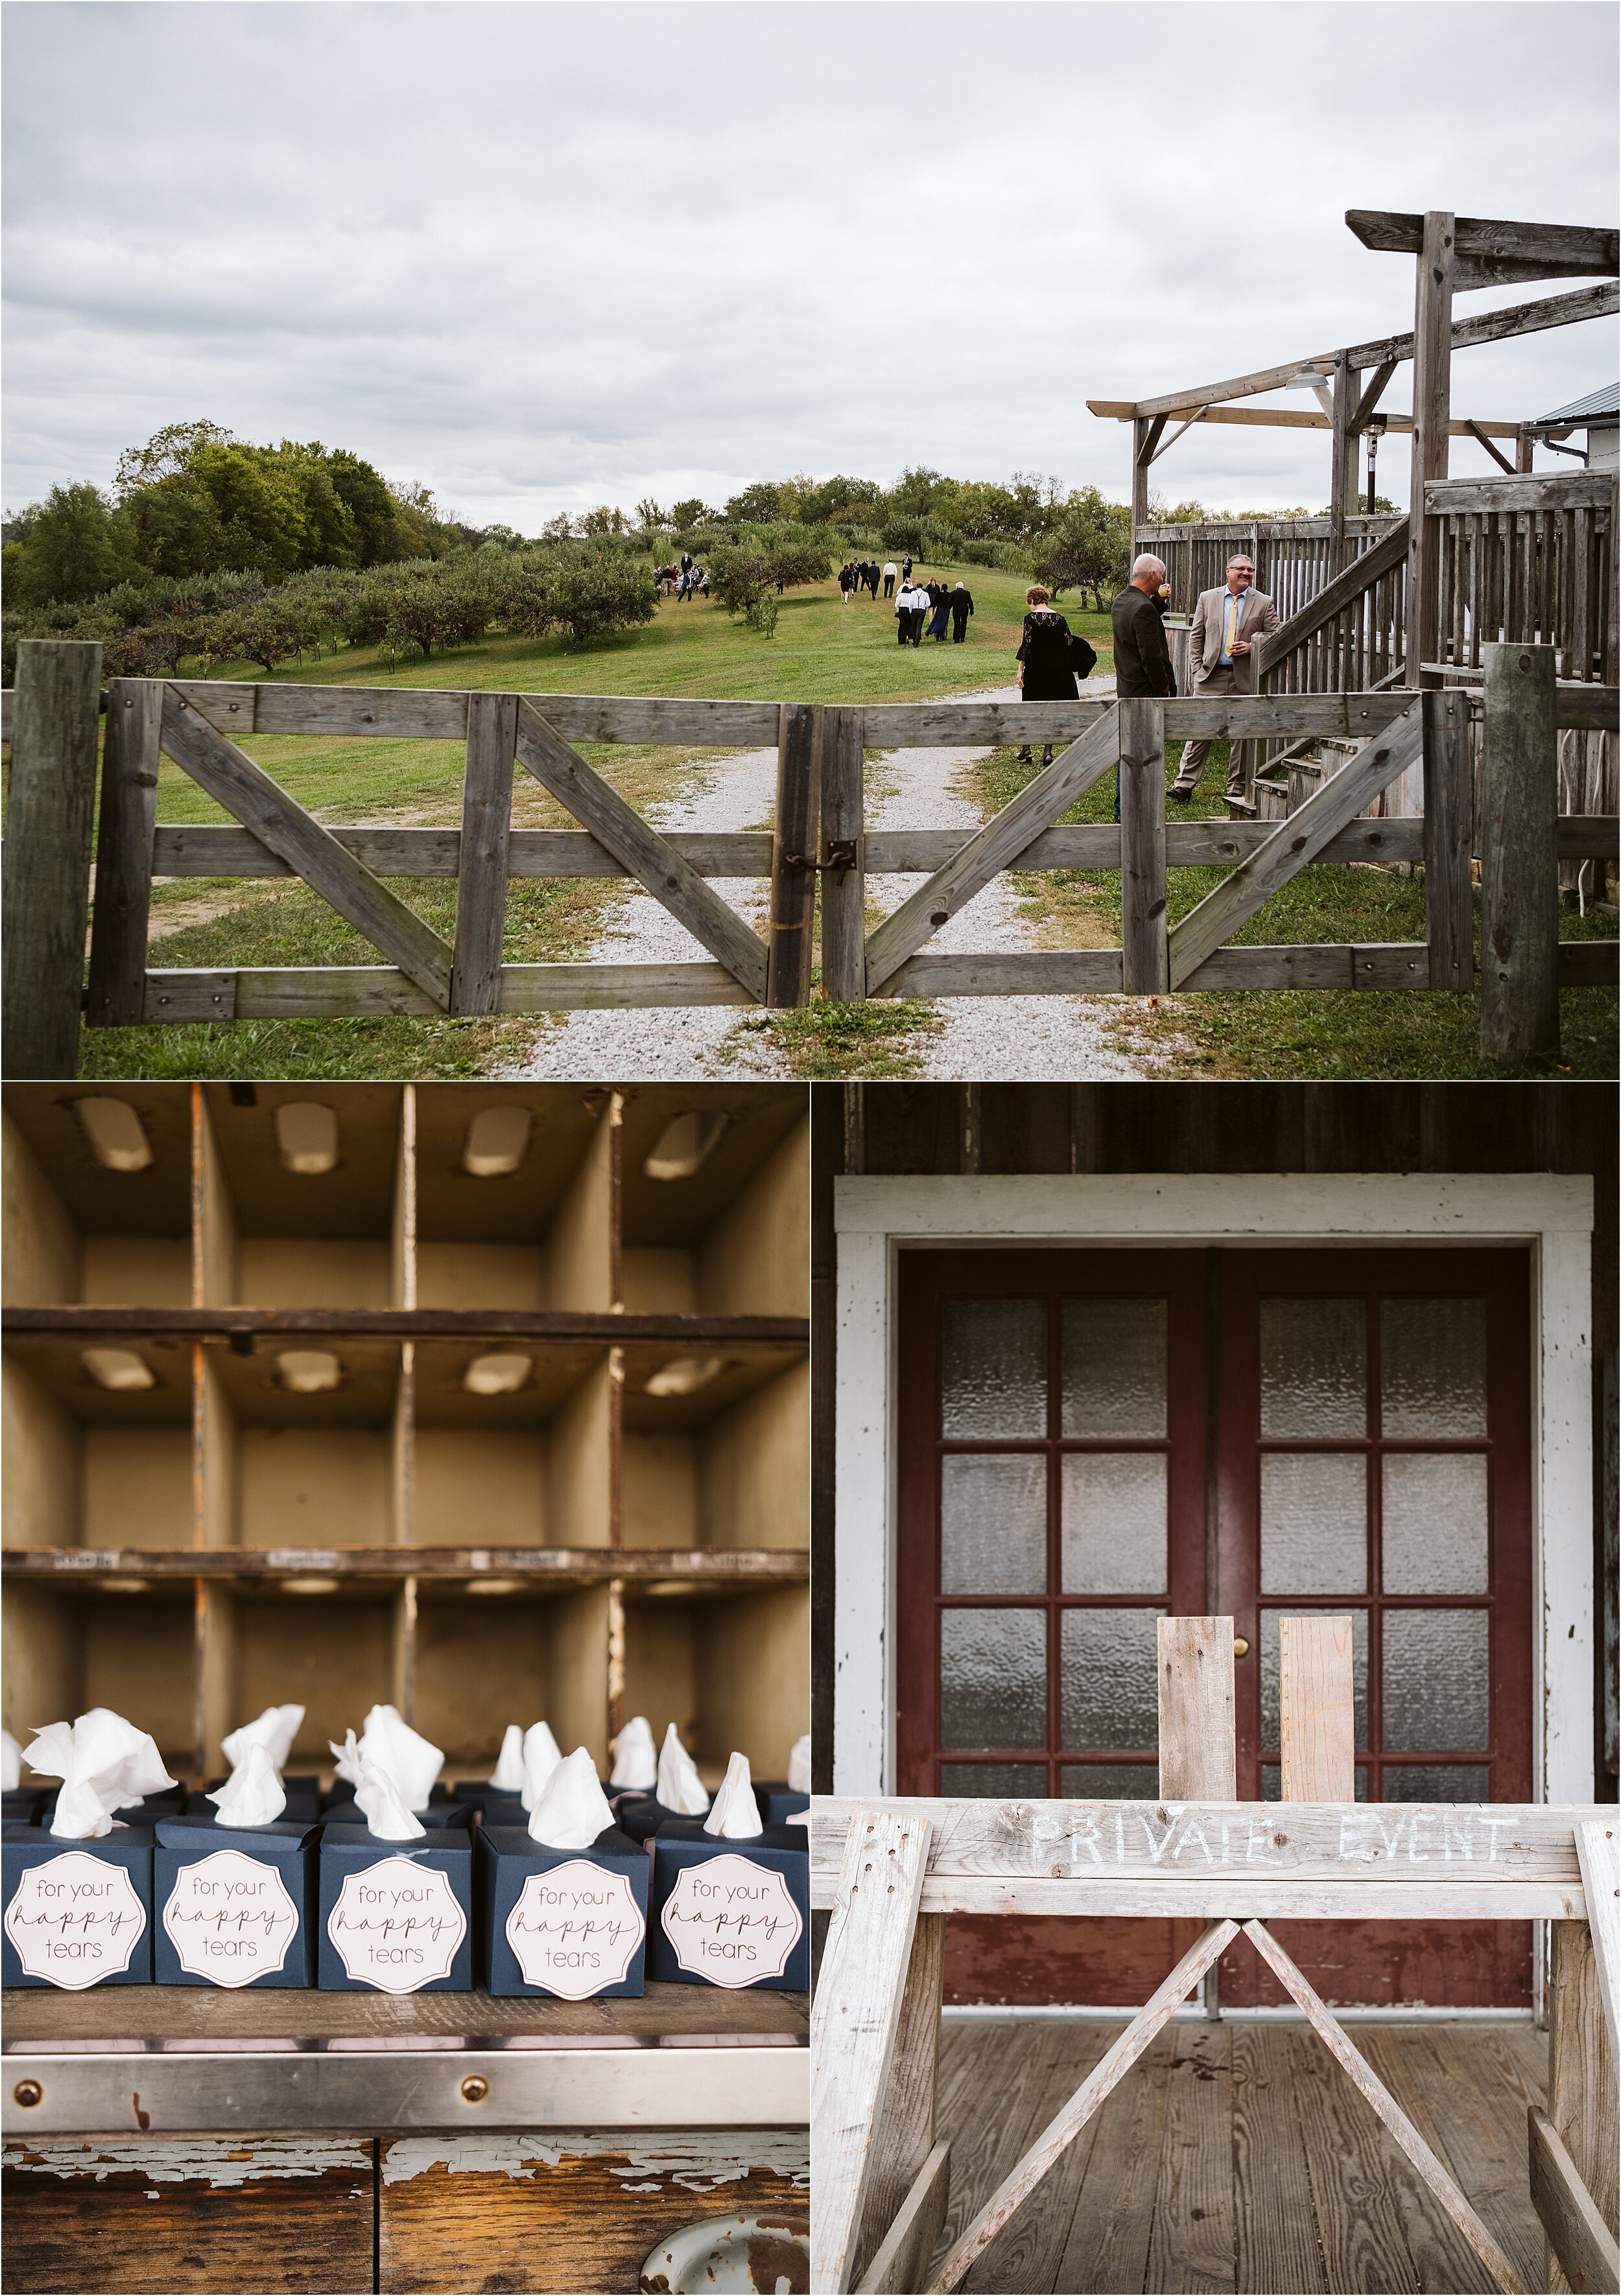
[1224,595,1239,656]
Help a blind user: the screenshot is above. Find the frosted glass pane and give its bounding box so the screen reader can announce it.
[1382,1454,1489,1594]
[1260,1452,1367,1592]
[1261,1609,1368,1749]
[943,1455,1047,1594]
[1060,1608,1163,1751]
[1264,1764,1368,1801]
[1061,1453,1167,1593]
[940,1763,1047,1799]
[942,1299,1046,1436]
[1061,1764,1160,1799]
[1381,1299,1488,1438]
[1382,1765,1491,1802]
[1061,1299,1167,1436]
[941,1609,1046,1750]
[1382,1611,1490,1751]
[1260,1298,1366,1436]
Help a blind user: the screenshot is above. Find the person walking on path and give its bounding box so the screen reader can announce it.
[866,560,882,599]
[1015,584,1089,768]
[901,552,913,584]
[882,560,897,598]
[926,580,951,643]
[1170,552,1281,803]
[895,577,927,646]
[949,580,974,642]
[838,560,855,604]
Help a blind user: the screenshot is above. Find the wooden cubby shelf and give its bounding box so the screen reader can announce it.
[3,1081,809,1789]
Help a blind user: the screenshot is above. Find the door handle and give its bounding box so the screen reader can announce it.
[1233,1636,1251,1658]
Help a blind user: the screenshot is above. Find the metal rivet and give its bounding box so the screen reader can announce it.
[13,2080,42,2109]
[460,2075,488,2104]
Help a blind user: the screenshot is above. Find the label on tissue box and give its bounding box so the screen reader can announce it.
[659,1851,803,1987]
[163,1850,299,1987]
[3,1851,147,1988]
[327,1856,467,1993]
[504,1859,645,1997]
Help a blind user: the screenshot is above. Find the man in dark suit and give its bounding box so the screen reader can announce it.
[949,582,974,641]
[1111,555,1177,698]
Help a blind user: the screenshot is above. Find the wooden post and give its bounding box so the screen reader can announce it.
[819,705,867,1002]
[1517,428,1536,475]
[1157,1616,1236,1798]
[1131,416,1152,539]
[86,678,163,1028]
[857,1911,945,2279]
[1546,1919,1619,2293]
[768,703,819,1008]
[1118,698,1169,993]
[1329,357,1359,571]
[1278,1615,1355,1801]
[1,638,103,1076]
[1422,687,1474,991]
[1405,211,1456,687]
[1480,642,1559,1059]
[450,691,517,1014]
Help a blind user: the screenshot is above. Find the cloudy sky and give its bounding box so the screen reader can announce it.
[5,1,1616,528]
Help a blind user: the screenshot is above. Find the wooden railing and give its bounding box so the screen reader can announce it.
[1133,515,1404,621]
[1428,471,1618,684]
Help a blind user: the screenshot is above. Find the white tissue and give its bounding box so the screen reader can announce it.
[346,1708,436,1809]
[25,1709,178,1841]
[221,1705,305,1775]
[354,1755,427,1841]
[656,1723,709,1816]
[788,1733,812,1795]
[527,1746,615,1849]
[609,1714,657,1792]
[331,1728,365,1790]
[519,1721,563,1811]
[703,1751,764,1840]
[488,1725,526,1791]
[1,1728,21,1792]
[207,1742,287,1829]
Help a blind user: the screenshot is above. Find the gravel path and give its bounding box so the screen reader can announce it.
[508,678,1169,1081]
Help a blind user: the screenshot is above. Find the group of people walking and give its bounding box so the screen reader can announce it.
[656,552,710,600]
[895,576,974,646]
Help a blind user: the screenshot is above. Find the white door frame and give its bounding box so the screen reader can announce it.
[833,1172,1594,1802]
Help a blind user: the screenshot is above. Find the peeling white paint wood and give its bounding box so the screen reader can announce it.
[377,2129,810,2188]
[1574,1819,1620,2062]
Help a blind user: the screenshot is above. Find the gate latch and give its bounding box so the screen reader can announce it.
[783,840,857,879]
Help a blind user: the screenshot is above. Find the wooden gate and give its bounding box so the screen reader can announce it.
[0,645,1615,1075]
[810,1617,1620,2296]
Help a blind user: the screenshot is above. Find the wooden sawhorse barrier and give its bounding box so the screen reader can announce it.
[811,1618,1620,2295]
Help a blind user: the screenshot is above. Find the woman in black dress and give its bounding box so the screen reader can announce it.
[1014,584,1078,766]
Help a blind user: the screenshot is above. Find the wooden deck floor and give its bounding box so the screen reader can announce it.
[930,2016,1548,2295]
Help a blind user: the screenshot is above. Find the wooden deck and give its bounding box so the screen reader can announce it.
[930,2016,1548,2294]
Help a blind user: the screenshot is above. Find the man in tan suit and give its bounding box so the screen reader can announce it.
[1170,554,1282,801]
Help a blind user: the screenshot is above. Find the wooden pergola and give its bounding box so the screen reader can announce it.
[1089,209,1619,687]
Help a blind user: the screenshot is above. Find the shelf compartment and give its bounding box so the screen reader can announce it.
[620,1090,808,1320]
[622,1583,809,1784]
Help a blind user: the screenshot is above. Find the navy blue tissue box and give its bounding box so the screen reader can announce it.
[320,1794,471,1830]
[2,1826,156,1987]
[317,1826,474,1992]
[764,1791,810,1825]
[451,1784,529,1823]
[1,1790,43,1827]
[480,1825,648,1998]
[648,1824,809,1991]
[111,1786,189,1819]
[154,1816,319,1988]
[205,1776,321,1821]
[611,1793,674,1845]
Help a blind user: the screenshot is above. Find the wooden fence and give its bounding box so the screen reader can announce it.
[1,644,1616,1077]
[810,1616,1620,2296]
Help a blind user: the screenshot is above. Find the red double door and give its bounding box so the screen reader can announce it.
[895,1246,1533,2007]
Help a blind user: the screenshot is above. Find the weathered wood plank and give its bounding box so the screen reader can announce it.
[1574,1819,1620,2061]
[1,2136,375,2294]
[159,691,454,1004]
[139,960,758,1019]
[1158,1617,1236,1798]
[2,640,103,1077]
[769,704,818,1009]
[820,705,867,1002]
[1290,2019,1421,2295]
[877,951,1126,998]
[1118,698,1169,993]
[1279,1615,1356,1802]
[1548,1921,1620,2295]
[857,1914,944,2281]
[956,2031,1113,2296]
[1052,2030,1177,2296]
[814,1876,1585,1919]
[1481,644,1560,1059]
[858,2140,951,2296]
[1423,688,1476,991]
[1349,209,1618,274]
[1241,1921,1527,2293]
[865,818,1438,871]
[1145,2022,1235,2295]
[148,825,779,879]
[0,1544,807,1582]
[1232,2026,1327,2295]
[142,969,240,1023]
[1167,705,1425,985]
[515,700,767,999]
[87,678,163,1028]
[1426,475,1618,514]
[811,1810,932,2294]
[169,684,790,746]
[449,691,517,1013]
[1530,2107,1621,2295]
[864,711,1122,991]
[1367,2024,1546,2293]
[925,1923,1240,2293]
[810,1797,1596,1886]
